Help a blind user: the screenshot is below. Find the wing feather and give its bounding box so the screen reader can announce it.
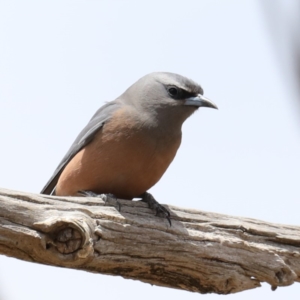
[41,101,121,194]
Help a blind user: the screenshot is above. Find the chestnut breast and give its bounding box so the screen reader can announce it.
[55,107,182,198]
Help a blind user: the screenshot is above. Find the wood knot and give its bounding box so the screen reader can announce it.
[54,226,82,254]
[33,214,95,260]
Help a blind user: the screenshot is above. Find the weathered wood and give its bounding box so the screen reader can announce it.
[0,188,299,294]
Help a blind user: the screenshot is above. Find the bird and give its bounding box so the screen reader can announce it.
[41,72,217,225]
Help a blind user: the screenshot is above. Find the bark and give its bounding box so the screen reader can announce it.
[0,188,299,294]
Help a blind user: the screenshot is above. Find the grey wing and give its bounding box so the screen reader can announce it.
[40,101,121,195]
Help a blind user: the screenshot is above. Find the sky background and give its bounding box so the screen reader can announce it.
[0,0,300,299]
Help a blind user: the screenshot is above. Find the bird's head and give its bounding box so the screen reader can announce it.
[121,72,217,127]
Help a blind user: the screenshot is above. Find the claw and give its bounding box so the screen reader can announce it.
[140,192,171,226]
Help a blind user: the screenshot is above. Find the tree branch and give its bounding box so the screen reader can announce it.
[0,188,299,294]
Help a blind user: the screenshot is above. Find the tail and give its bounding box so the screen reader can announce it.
[40,173,61,195]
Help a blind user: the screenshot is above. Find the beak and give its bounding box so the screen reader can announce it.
[184,94,218,109]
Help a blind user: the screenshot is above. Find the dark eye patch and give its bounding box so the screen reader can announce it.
[168,87,178,97]
[167,85,195,100]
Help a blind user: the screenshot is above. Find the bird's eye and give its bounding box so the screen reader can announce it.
[168,87,179,97]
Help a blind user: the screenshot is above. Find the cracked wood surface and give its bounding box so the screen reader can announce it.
[0,188,299,294]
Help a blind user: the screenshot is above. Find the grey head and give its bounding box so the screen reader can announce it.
[118,72,217,127]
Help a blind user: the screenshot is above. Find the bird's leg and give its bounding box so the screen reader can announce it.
[77,190,121,211]
[140,192,171,226]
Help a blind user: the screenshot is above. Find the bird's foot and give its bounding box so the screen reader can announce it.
[78,190,121,211]
[140,192,171,226]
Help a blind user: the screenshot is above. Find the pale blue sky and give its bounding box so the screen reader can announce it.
[0,1,300,299]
